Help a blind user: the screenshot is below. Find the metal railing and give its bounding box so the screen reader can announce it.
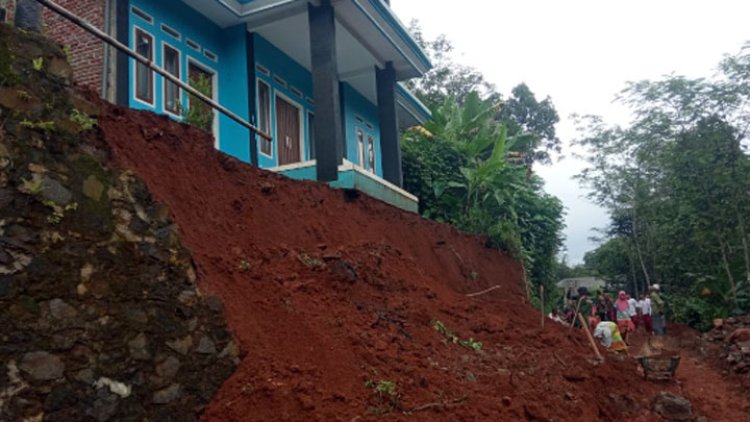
[32,0,272,141]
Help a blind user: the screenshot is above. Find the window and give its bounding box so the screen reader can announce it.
[367,136,375,173]
[163,44,180,114]
[308,112,315,160]
[258,80,272,156]
[134,29,154,104]
[356,128,365,167]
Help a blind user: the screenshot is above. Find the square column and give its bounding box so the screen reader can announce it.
[309,0,343,182]
[377,61,402,187]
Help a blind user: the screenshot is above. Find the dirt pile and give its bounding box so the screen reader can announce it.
[92,62,685,422]
[6,23,750,421]
[704,315,750,377]
[0,25,236,421]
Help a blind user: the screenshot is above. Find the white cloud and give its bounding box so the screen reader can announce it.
[393,0,750,263]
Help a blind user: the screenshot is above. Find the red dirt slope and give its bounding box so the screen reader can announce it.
[95,106,705,421]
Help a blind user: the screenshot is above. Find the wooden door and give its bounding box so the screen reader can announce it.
[276,96,301,165]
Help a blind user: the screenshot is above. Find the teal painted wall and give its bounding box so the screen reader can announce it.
[128,0,250,161]
[341,83,382,176]
[218,25,251,162]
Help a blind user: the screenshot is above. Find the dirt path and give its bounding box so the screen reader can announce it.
[629,325,750,421]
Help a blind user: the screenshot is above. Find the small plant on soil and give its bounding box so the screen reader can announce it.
[297,253,325,269]
[238,259,251,273]
[70,109,96,131]
[240,383,255,396]
[459,338,483,351]
[20,119,55,132]
[19,177,43,196]
[32,57,44,72]
[432,320,482,351]
[17,90,31,101]
[365,379,400,414]
[43,200,78,224]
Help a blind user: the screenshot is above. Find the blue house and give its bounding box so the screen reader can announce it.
[99,0,431,211]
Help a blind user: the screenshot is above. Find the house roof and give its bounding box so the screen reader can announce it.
[181,0,432,80]
[555,277,606,290]
[397,82,431,128]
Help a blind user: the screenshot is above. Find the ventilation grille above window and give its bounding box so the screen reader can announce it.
[256,64,270,76]
[204,49,217,62]
[131,6,153,24]
[272,75,287,88]
[160,24,181,40]
[186,38,200,51]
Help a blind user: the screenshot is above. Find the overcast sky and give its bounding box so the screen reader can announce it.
[392,0,750,264]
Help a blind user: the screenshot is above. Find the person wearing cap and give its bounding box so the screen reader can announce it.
[650,284,666,336]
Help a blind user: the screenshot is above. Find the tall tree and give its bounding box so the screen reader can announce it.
[576,47,750,327]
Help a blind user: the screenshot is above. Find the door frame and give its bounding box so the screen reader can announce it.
[186,57,219,147]
[274,90,305,164]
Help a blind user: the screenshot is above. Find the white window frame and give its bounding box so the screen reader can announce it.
[186,57,220,147]
[274,90,305,163]
[356,127,365,168]
[161,41,181,117]
[132,25,155,107]
[256,79,273,158]
[367,134,375,173]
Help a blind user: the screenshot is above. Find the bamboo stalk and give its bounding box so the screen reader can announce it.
[466,285,502,298]
[540,285,545,329]
[577,312,603,361]
[568,297,584,334]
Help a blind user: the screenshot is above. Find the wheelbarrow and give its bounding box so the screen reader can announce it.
[637,354,681,381]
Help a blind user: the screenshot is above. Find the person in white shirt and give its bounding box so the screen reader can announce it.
[637,293,653,334]
[627,294,637,329]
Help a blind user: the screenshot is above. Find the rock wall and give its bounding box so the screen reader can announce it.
[704,315,750,375]
[0,24,237,421]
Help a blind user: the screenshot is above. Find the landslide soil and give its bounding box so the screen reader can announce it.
[93,105,750,421]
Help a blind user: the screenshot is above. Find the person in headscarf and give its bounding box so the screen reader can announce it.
[593,321,627,352]
[615,291,635,343]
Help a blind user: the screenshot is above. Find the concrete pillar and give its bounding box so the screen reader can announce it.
[308,0,343,182]
[115,0,130,106]
[377,62,402,187]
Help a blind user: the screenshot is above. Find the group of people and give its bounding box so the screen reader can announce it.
[550,284,667,353]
